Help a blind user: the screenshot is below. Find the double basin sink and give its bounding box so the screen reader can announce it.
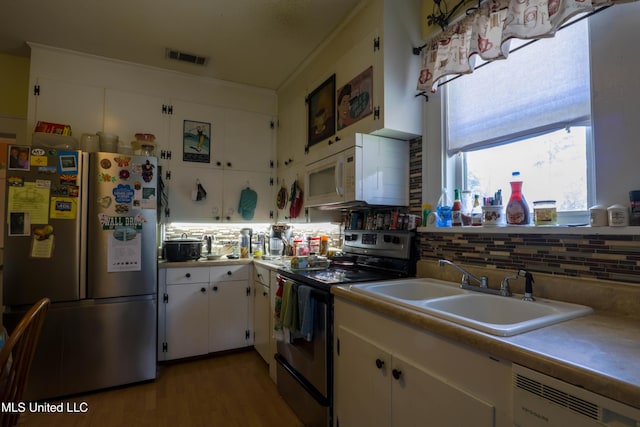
[349,278,593,336]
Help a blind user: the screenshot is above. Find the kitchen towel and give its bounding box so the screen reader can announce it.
[297,285,315,342]
[281,280,298,333]
[273,278,284,341]
[238,187,258,220]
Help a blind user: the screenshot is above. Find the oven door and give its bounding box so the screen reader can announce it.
[274,281,332,427]
[276,286,330,397]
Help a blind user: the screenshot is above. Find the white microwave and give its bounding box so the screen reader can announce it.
[304,134,409,209]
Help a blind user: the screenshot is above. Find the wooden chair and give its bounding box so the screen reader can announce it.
[0,298,50,427]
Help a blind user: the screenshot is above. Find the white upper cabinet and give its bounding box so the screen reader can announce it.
[277,0,423,167]
[103,89,171,158]
[224,109,275,173]
[28,77,104,141]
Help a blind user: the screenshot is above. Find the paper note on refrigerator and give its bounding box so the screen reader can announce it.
[107,227,142,272]
[8,183,50,224]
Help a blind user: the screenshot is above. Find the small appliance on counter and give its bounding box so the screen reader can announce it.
[162,237,202,261]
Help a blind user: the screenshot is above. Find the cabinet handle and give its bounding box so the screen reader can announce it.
[216,161,222,167]
[226,162,232,167]
[212,286,219,291]
[392,369,402,380]
[375,359,385,369]
[200,287,206,293]
[186,273,191,278]
[263,291,268,297]
[227,271,232,276]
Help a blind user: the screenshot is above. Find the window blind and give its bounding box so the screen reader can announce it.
[445,19,590,155]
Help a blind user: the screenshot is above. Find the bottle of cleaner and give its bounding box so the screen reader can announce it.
[506,171,530,225]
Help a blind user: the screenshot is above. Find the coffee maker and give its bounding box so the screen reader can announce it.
[269,224,292,256]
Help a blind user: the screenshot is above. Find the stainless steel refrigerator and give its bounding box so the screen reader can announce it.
[3,148,158,400]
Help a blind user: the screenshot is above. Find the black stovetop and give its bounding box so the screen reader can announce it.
[278,263,409,291]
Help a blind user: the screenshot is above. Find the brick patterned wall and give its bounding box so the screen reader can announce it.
[409,137,422,218]
[418,232,640,285]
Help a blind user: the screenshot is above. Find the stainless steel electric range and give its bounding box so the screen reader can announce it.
[275,229,416,427]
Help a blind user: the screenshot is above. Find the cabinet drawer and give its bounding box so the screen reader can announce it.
[210,265,250,282]
[165,267,210,285]
[254,265,270,287]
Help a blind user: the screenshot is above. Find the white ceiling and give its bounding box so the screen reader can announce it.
[1,0,363,90]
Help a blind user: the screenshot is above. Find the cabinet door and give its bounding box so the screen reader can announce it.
[166,165,224,222]
[169,99,226,169]
[335,326,391,427]
[391,353,495,427]
[103,89,170,158]
[224,110,275,173]
[253,281,270,363]
[222,170,274,222]
[29,77,104,139]
[209,281,251,353]
[165,283,209,360]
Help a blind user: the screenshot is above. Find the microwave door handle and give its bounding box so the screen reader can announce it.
[335,156,344,196]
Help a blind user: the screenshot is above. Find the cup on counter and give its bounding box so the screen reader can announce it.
[482,205,505,226]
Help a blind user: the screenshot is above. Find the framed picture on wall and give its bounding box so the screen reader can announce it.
[182,120,211,163]
[307,74,336,148]
[337,66,373,130]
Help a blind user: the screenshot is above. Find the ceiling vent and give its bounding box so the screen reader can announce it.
[166,49,208,66]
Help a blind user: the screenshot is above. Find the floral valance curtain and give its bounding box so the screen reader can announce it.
[416,0,630,92]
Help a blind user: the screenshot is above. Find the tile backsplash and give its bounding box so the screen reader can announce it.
[419,231,640,285]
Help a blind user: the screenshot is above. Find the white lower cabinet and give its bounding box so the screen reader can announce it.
[252,265,271,363]
[334,297,512,427]
[209,280,252,353]
[159,265,252,361]
[165,282,209,360]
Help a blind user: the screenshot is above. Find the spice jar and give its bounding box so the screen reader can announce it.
[533,200,557,226]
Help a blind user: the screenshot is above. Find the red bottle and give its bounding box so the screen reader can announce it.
[452,189,463,226]
[506,172,530,225]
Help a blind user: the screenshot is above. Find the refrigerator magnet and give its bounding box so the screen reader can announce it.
[50,197,78,220]
[30,232,54,259]
[114,156,131,167]
[58,152,78,174]
[141,160,154,182]
[100,159,112,169]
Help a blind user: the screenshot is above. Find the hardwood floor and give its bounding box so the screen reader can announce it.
[18,350,304,427]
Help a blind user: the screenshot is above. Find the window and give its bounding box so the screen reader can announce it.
[443,18,593,222]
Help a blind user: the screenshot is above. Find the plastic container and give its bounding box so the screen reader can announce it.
[607,204,629,227]
[239,228,251,258]
[296,241,309,256]
[589,205,608,226]
[630,191,640,226]
[506,172,530,225]
[97,132,119,153]
[533,200,557,226]
[309,237,321,254]
[132,133,157,156]
[80,133,100,152]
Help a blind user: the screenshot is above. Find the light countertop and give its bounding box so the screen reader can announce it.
[331,284,640,410]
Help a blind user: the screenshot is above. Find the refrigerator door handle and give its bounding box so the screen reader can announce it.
[79,152,89,300]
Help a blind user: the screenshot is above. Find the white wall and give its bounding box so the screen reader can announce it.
[422,1,640,209]
[590,2,640,207]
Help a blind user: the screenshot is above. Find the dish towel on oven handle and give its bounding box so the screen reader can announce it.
[280,279,300,343]
[297,285,315,342]
[273,277,284,341]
